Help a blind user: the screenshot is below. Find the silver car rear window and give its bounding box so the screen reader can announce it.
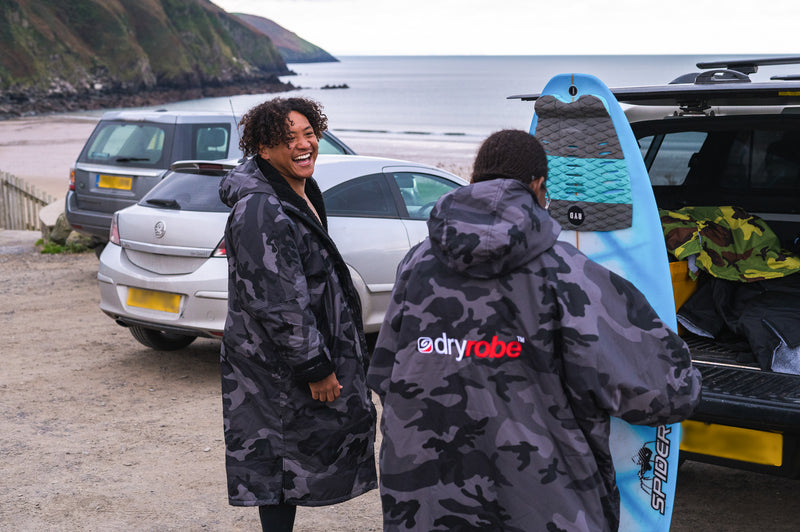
[84,122,170,166]
[140,171,229,213]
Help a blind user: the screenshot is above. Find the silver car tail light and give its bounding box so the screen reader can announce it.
[109,213,120,245]
[212,237,227,258]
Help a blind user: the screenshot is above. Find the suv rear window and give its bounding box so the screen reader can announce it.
[82,121,173,167]
[723,129,800,189]
[635,116,800,247]
[171,123,233,162]
[139,171,230,213]
[640,126,800,190]
[193,125,231,160]
[639,131,708,186]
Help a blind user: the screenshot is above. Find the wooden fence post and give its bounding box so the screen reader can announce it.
[0,171,56,231]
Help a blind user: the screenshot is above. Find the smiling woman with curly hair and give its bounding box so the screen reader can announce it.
[218,96,377,532]
[238,97,329,156]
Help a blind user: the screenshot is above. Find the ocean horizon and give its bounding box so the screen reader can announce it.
[125,54,789,170]
[157,54,784,134]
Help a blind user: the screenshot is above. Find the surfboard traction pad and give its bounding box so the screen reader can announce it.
[534,94,633,231]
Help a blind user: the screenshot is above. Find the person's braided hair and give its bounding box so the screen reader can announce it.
[238,97,328,157]
[471,129,548,185]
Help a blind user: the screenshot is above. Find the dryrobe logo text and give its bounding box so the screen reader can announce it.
[416,332,523,362]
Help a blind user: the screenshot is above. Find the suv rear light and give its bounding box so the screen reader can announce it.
[109,213,120,245]
[212,237,226,257]
[69,168,75,191]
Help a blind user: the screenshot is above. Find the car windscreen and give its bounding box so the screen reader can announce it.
[390,172,462,219]
[140,171,230,213]
[319,135,347,155]
[80,121,174,167]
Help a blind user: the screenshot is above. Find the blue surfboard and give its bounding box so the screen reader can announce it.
[529,73,680,531]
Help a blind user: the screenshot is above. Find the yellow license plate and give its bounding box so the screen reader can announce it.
[97,174,133,190]
[680,420,783,466]
[126,287,181,313]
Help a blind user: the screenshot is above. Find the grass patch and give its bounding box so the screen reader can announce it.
[36,238,91,254]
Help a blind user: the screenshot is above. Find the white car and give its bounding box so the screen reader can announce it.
[98,155,467,350]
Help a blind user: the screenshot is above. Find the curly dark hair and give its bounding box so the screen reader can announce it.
[238,97,328,157]
[471,129,548,185]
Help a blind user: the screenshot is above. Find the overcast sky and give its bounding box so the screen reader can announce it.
[210,0,797,56]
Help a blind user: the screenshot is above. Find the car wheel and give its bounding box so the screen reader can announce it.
[129,325,196,351]
[89,236,107,259]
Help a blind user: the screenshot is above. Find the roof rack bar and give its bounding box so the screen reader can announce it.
[697,56,800,75]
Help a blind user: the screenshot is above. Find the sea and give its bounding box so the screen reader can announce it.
[144,54,787,171]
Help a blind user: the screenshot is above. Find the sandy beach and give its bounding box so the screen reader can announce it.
[0,114,479,204]
[0,116,99,201]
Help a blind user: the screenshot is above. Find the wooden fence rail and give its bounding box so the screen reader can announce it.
[0,171,56,231]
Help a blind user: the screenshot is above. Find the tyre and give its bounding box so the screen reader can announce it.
[129,325,196,351]
[89,236,107,259]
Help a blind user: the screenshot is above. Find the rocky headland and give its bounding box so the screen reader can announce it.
[0,75,297,120]
[0,0,336,119]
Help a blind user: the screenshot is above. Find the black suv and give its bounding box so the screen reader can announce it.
[517,57,800,479]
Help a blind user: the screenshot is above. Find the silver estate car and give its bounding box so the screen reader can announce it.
[98,155,467,350]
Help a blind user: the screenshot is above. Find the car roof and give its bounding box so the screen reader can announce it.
[508,56,800,112]
[311,154,467,189]
[99,109,240,124]
[97,110,355,153]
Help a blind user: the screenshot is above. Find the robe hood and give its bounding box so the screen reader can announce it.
[219,158,273,207]
[427,179,561,278]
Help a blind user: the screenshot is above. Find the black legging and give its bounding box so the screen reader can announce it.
[259,503,297,532]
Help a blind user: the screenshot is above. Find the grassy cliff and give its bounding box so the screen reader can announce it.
[0,0,290,95]
[234,13,337,64]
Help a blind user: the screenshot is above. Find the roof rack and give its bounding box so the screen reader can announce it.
[696,56,800,75]
[507,56,800,109]
[670,69,751,85]
[668,56,800,85]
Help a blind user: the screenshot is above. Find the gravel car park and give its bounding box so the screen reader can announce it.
[98,154,466,350]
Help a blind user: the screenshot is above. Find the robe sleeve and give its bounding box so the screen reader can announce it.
[227,193,334,383]
[557,253,703,426]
